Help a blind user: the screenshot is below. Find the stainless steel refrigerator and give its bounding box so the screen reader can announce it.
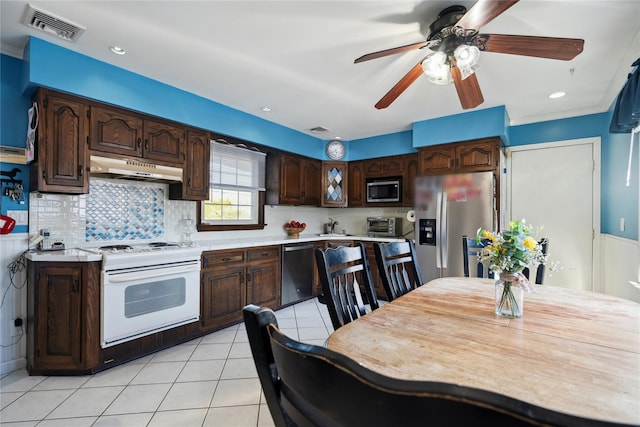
[414,171,496,282]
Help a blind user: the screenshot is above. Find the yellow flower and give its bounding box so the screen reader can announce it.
[482,230,496,241]
[523,236,537,250]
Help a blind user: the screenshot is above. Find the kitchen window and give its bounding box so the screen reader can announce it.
[198,141,266,230]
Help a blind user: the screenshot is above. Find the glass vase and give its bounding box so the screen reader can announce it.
[495,273,524,318]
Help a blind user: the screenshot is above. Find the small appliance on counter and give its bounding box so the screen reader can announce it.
[366,216,403,237]
[37,228,65,251]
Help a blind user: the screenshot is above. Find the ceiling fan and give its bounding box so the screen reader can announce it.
[356,0,584,110]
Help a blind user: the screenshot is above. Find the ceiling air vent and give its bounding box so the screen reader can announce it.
[309,126,330,134]
[22,4,86,43]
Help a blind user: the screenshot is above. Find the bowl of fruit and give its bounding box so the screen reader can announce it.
[284,220,306,238]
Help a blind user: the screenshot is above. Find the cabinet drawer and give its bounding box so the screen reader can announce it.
[202,250,245,269]
[247,246,280,262]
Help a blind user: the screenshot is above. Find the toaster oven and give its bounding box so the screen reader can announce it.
[366,217,404,237]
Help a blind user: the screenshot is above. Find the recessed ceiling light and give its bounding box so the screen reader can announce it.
[261,106,272,112]
[109,45,126,55]
[549,91,566,99]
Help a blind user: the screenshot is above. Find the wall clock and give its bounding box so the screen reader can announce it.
[326,139,346,160]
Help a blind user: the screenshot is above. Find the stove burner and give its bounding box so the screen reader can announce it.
[148,242,180,248]
[99,245,133,251]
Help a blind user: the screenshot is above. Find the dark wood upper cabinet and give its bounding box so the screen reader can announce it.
[31,89,89,194]
[266,151,321,206]
[89,105,143,157]
[322,161,348,207]
[142,119,185,165]
[419,137,500,175]
[348,161,366,207]
[169,129,210,200]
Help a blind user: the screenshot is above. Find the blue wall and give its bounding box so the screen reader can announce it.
[348,130,414,161]
[0,54,30,233]
[25,37,323,158]
[2,35,638,241]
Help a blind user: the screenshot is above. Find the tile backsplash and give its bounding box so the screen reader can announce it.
[86,179,165,241]
[28,177,412,247]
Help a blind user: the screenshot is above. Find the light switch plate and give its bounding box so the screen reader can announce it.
[6,210,28,225]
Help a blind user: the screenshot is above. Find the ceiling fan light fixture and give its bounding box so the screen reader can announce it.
[422,52,451,85]
[454,44,480,80]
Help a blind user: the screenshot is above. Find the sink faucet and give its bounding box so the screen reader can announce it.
[326,218,339,234]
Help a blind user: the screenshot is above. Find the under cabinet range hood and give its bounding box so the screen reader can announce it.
[89,155,183,182]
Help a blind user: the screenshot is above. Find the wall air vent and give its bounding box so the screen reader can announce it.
[22,4,86,43]
[309,126,330,133]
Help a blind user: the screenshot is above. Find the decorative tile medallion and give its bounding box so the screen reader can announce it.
[87,179,164,241]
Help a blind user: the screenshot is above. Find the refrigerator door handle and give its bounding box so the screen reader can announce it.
[441,192,448,269]
[435,192,442,269]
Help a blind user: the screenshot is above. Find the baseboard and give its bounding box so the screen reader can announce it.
[1,357,26,376]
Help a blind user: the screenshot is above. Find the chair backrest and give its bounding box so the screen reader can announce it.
[315,242,379,330]
[462,235,494,278]
[373,239,424,301]
[244,304,613,427]
[522,238,549,285]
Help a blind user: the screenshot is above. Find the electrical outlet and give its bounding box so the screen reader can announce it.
[12,318,23,337]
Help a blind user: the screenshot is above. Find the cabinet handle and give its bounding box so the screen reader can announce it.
[78,165,83,177]
[247,273,252,282]
[144,139,149,149]
[73,279,79,293]
[261,252,269,257]
[222,257,231,262]
[137,138,142,148]
[188,178,191,187]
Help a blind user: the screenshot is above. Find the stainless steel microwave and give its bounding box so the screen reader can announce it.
[367,216,404,237]
[366,178,402,203]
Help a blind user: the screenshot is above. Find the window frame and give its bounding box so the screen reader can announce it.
[197,139,267,232]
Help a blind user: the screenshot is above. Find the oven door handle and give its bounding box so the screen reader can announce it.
[106,265,199,283]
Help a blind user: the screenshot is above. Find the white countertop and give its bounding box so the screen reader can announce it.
[25,234,406,262]
[26,248,103,262]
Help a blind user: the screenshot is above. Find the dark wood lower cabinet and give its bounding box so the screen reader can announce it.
[27,261,101,375]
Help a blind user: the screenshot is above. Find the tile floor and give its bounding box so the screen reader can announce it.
[0,298,333,426]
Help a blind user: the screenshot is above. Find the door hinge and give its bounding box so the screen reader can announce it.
[42,170,46,179]
[43,96,48,108]
[86,109,90,118]
[593,161,596,172]
[86,136,90,145]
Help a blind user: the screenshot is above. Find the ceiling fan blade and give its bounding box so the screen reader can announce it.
[375,62,424,109]
[451,65,484,110]
[456,0,518,31]
[355,40,431,64]
[478,34,584,60]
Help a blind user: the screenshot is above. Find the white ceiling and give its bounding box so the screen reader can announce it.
[1,1,639,141]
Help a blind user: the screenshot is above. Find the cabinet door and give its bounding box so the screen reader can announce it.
[348,161,365,207]
[456,139,497,171]
[363,159,385,177]
[301,159,321,206]
[143,120,185,165]
[279,154,303,204]
[89,105,143,157]
[419,145,455,175]
[38,91,89,193]
[247,261,281,308]
[170,129,210,200]
[35,265,83,368]
[403,154,419,207]
[201,267,245,330]
[384,157,404,176]
[322,161,348,207]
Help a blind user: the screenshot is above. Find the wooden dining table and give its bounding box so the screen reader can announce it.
[326,277,640,425]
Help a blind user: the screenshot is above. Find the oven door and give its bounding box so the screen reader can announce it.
[101,260,200,348]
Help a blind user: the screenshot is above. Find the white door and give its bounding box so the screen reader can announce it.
[507,138,600,291]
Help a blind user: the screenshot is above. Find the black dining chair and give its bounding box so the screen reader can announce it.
[462,235,495,279]
[315,242,379,331]
[373,239,424,301]
[463,236,549,284]
[243,304,619,427]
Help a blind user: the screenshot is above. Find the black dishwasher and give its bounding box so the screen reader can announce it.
[281,243,314,305]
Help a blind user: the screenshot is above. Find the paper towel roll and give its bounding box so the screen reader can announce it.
[406,210,415,223]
